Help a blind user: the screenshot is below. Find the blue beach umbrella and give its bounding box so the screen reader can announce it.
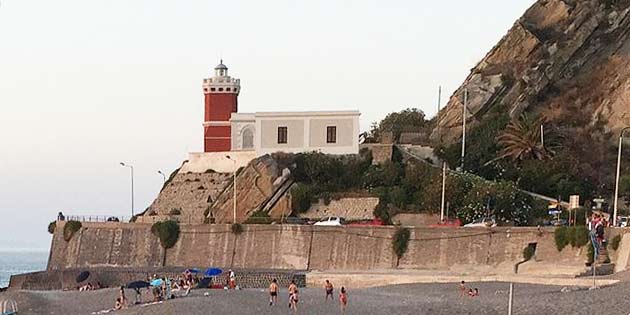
[127,280,150,289]
[150,279,163,287]
[187,268,201,274]
[204,268,223,277]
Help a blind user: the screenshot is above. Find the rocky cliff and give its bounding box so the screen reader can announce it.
[434,0,630,144]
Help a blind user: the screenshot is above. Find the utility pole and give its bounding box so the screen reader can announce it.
[613,127,630,226]
[461,87,468,171]
[226,155,237,224]
[440,162,447,222]
[437,86,442,143]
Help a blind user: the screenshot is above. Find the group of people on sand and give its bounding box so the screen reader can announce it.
[268,279,348,314]
[78,282,103,291]
[459,281,479,298]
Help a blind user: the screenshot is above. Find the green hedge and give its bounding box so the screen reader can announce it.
[555,226,589,252]
[151,220,180,249]
[63,221,82,242]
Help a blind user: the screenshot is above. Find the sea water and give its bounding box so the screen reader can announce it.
[0,251,48,288]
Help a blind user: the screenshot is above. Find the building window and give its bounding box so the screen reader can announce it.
[327,126,337,143]
[210,88,216,92]
[218,88,224,91]
[226,87,231,91]
[277,127,288,144]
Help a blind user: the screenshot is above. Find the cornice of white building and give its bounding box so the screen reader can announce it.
[254,110,360,118]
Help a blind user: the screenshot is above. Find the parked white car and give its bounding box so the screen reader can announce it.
[313,217,346,226]
[464,217,497,228]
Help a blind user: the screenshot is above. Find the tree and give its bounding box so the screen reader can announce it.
[369,108,430,142]
[495,114,551,162]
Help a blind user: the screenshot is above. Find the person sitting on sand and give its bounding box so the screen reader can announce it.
[269,279,279,306]
[459,281,467,296]
[119,286,127,307]
[325,280,334,301]
[468,288,479,297]
[115,297,123,310]
[339,287,348,314]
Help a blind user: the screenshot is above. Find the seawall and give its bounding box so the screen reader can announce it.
[48,222,559,271]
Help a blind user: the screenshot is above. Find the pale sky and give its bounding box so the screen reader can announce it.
[0,0,536,250]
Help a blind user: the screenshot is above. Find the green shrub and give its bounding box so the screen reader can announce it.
[291,184,314,213]
[392,228,411,267]
[231,223,244,235]
[151,220,180,249]
[244,211,272,224]
[48,221,56,234]
[523,244,536,261]
[554,226,569,251]
[569,226,589,248]
[611,234,622,251]
[63,221,82,242]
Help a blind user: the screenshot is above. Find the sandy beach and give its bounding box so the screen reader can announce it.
[4,280,630,315]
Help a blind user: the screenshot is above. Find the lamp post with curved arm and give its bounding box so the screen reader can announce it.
[120,162,134,217]
[613,127,630,226]
[158,170,166,185]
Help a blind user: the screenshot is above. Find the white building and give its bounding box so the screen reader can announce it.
[230,111,361,156]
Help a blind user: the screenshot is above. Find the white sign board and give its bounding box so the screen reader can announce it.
[569,195,580,210]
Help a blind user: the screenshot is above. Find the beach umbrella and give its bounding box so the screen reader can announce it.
[187,268,200,274]
[150,279,164,287]
[76,271,90,283]
[204,268,223,277]
[127,281,150,289]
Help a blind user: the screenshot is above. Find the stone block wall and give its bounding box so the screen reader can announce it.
[300,197,379,220]
[47,222,599,275]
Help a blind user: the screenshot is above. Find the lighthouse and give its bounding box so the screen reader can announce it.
[202,60,240,152]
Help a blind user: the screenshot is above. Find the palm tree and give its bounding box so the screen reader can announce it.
[494,114,551,162]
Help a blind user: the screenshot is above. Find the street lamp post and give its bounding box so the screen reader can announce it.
[226,155,237,224]
[157,170,166,185]
[461,87,468,171]
[613,127,630,226]
[120,162,134,217]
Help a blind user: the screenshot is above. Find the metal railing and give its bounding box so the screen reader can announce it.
[61,215,131,223]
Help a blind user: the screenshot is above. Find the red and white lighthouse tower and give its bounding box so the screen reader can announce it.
[202,60,240,152]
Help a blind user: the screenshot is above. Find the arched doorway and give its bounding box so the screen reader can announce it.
[242,128,254,149]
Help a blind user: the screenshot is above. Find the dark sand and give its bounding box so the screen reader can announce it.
[3,281,630,315]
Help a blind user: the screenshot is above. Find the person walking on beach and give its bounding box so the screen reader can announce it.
[288,280,297,308]
[459,281,467,296]
[290,288,299,313]
[269,279,279,306]
[325,280,334,301]
[339,287,348,314]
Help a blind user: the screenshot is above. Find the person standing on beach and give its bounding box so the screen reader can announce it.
[325,280,334,301]
[339,287,348,314]
[269,279,279,306]
[288,280,297,308]
[228,269,236,289]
